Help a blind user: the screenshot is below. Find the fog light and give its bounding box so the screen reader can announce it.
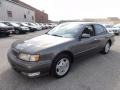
[22,72,40,77]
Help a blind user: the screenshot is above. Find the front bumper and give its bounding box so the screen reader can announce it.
[7,50,52,76]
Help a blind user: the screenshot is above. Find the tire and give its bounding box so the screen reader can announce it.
[6,33,10,36]
[50,54,72,78]
[101,42,111,54]
[15,30,20,34]
[115,33,119,35]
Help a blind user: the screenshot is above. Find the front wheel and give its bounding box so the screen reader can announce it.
[51,54,72,78]
[102,42,111,54]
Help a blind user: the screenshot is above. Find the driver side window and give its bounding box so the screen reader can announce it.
[82,25,95,37]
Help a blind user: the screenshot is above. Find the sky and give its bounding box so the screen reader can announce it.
[20,0,120,21]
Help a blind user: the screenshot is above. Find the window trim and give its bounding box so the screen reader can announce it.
[81,24,95,38]
[24,14,27,19]
[7,11,12,18]
[94,24,107,36]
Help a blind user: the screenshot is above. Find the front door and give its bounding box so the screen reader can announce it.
[74,25,99,56]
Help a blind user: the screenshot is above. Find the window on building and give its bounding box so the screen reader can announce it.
[7,11,12,17]
[24,14,26,19]
[32,16,34,20]
[0,0,2,6]
[28,11,30,14]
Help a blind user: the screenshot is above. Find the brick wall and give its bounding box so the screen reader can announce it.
[35,10,48,23]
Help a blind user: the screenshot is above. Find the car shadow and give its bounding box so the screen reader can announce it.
[0,35,12,39]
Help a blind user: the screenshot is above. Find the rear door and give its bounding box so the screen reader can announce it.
[93,24,109,49]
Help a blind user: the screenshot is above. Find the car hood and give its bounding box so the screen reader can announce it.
[13,34,74,54]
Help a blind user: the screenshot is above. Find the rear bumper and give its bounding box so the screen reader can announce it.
[7,50,52,76]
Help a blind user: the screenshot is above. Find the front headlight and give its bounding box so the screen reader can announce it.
[19,53,40,62]
[30,55,40,62]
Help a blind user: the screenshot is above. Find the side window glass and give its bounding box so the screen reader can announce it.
[94,24,106,35]
[82,25,95,37]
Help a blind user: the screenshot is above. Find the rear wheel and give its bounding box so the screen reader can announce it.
[51,54,72,78]
[102,42,111,54]
[15,30,20,34]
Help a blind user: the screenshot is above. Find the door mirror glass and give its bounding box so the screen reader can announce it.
[81,33,90,38]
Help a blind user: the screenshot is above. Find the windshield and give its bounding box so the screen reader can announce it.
[0,23,7,27]
[47,23,82,38]
[10,23,20,27]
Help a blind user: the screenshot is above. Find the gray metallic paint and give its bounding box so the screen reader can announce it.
[8,23,115,75]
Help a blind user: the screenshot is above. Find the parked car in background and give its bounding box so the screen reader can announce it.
[26,22,42,31]
[34,23,42,31]
[8,22,115,78]
[51,23,58,28]
[0,22,14,36]
[44,24,49,29]
[113,24,120,35]
[39,23,45,30]
[102,24,114,34]
[47,24,52,28]
[40,23,47,29]
[47,23,55,28]
[18,22,37,32]
[2,22,30,34]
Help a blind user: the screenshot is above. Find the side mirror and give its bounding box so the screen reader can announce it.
[81,34,90,38]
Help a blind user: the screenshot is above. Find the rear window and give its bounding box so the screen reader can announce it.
[94,24,107,35]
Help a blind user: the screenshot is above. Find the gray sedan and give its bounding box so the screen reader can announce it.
[7,22,115,78]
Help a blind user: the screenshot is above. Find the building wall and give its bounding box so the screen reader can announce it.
[17,0,49,23]
[35,10,48,23]
[0,0,35,22]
